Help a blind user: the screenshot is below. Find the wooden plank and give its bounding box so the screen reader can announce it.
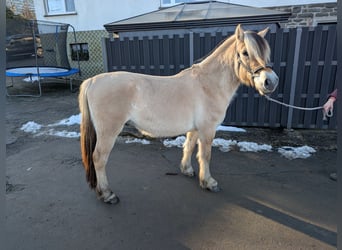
[235,86,244,124]
[215,32,223,48]
[174,34,180,73]
[120,39,127,70]
[327,64,338,129]
[257,94,267,126]
[128,38,135,72]
[246,87,255,126]
[142,36,150,74]
[193,33,200,62]
[204,33,211,56]
[152,36,160,75]
[184,33,190,68]
[257,32,271,126]
[284,28,301,128]
[291,27,309,128]
[316,25,336,128]
[258,31,275,126]
[123,37,130,71]
[113,38,121,71]
[168,35,174,75]
[223,101,234,125]
[132,37,140,73]
[163,35,170,76]
[118,39,124,70]
[303,26,323,128]
[268,28,284,127]
[181,34,186,68]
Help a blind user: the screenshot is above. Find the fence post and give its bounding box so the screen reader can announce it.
[287,28,302,129]
[189,31,194,65]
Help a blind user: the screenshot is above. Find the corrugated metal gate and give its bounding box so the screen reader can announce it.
[103,25,337,129]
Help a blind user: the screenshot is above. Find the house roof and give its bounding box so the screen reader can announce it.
[104,1,290,33]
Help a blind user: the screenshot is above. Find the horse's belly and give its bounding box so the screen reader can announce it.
[131,112,194,138]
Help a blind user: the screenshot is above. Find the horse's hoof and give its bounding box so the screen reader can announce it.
[183,171,195,177]
[200,179,221,192]
[207,185,221,193]
[180,166,195,177]
[103,193,120,204]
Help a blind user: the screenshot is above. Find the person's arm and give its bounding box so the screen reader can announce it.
[329,89,337,99]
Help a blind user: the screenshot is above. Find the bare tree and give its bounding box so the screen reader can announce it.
[6,0,36,19]
[21,0,36,19]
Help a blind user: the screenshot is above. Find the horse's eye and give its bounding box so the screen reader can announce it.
[242,50,249,57]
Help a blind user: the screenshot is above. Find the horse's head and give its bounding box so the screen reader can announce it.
[234,24,278,95]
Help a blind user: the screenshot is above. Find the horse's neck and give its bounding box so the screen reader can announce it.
[194,36,240,95]
[200,36,236,73]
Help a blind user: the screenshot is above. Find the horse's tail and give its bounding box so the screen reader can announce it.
[79,79,97,189]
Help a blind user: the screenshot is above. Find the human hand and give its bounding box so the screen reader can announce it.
[323,97,335,113]
[323,97,336,120]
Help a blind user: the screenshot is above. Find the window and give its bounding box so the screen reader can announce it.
[45,0,75,15]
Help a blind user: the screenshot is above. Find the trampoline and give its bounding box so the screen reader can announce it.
[6,20,81,97]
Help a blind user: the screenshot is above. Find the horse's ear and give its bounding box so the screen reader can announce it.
[258,27,270,38]
[235,24,244,41]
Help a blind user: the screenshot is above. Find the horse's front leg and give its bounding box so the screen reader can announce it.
[93,135,120,204]
[197,131,220,192]
[180,131,198,177]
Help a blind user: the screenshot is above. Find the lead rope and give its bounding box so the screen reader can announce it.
[234,44,333,120]
[264,95,333,120]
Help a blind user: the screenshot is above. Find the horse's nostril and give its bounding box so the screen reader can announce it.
[264,79,271,88]
[264,79,276,92]
[264,79,278,91]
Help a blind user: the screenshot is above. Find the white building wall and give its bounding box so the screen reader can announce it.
[33,0,161,31]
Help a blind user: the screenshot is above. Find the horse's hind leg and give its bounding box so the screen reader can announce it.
[197,130,220,192]
[180,131,198,177]
[93,132,121,204]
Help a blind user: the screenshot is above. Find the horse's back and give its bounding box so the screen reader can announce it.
[84,71,199,137]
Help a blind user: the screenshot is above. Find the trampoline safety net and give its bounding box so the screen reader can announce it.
[6,19,80,96]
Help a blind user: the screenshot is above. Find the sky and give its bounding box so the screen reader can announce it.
[20,114,316,160]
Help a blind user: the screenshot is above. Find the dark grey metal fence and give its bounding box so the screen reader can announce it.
[104,25,337,129]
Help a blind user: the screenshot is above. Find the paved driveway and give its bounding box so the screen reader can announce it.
[6,84,337,249]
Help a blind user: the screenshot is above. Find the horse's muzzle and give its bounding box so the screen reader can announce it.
[262,71,279,94]
[264,77,278,92]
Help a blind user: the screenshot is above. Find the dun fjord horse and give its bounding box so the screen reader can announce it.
[79,25,279,204]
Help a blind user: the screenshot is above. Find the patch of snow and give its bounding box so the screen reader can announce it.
[163,136,186,148]
[212,138,237,152]
[46,129,80,138]
[216,125,246,132]
[125,138,151,145]
[278,146,316,160]
[161,136,272,153]
[50,114,81,126]
[20,121,42,133]
[238,141,272,152]
[21,115,81,139]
